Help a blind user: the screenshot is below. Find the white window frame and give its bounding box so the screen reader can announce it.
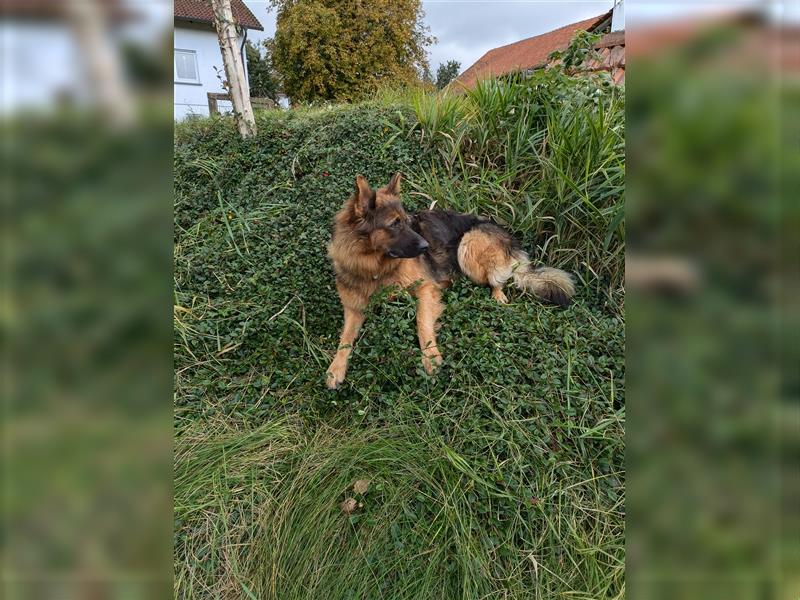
[174,49,201,85]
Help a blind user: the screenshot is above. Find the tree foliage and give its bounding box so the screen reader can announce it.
[245,40,282,104]
[548,30,602,73]
[270,0,434,103]
[435,60,461,89]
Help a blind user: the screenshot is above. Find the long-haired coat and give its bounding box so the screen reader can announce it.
[326,173,575,389]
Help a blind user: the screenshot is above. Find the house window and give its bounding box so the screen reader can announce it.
[174,49,200,84]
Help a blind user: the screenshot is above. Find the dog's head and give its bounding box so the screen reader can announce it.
[350,173,429,259]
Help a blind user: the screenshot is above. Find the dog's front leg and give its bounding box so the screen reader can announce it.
[415,283,444,375]
[326,305,365,389]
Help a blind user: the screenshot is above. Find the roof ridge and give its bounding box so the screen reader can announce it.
[483,11,609,56]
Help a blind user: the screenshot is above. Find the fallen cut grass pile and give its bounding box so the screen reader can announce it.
[174,67,624,599]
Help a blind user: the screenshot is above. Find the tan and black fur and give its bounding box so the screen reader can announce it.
[326,173,575,389]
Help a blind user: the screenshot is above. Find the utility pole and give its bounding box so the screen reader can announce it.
[210,0,257,138]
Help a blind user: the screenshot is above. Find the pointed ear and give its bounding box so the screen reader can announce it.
[385,172,402,196]
[352,175,375,218]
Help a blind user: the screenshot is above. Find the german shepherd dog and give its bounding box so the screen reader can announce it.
[326,173,575,389]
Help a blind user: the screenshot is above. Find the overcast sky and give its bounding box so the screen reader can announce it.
[242,1,616,75]
[141,0,794,65]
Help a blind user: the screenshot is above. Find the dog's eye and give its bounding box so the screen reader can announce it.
[390,220,401,229]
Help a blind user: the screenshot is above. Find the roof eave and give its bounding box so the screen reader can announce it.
[173,15,264,31]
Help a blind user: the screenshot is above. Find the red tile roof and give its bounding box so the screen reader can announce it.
[583,41,626,85]
[453,12,611,90]
[174,0,264,31]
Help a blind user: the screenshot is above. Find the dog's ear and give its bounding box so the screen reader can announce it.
[353,175,375,218]
[385,172,402,196]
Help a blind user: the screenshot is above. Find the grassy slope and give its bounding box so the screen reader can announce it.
[174,90,624,599]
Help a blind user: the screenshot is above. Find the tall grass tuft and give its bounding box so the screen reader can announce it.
[175,415,624,600]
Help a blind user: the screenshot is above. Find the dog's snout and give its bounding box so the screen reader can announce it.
[418,240,429,251]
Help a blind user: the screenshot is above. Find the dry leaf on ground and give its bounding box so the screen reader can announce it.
[340,498,358,514]
[353,479,370,495]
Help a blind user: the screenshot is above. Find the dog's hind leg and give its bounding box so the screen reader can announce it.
[457,229,515,304]
[415,283,444,375]
[326,305,365,390]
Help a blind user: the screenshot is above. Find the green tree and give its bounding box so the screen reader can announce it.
[245,40,282,104]
[270,0,434,103]
[435,59,461,89]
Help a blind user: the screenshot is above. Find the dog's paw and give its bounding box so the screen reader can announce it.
[326,364,346,390]
[326,373,343,390]
[421,350,443,376]
[492,288,509,304]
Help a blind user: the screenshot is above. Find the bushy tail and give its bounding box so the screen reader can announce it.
[511,251,575,307]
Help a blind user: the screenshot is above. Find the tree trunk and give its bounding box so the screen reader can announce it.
[66,0,135,128]
[210,0,257,138]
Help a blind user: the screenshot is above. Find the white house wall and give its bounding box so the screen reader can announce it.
[173,24,250,120]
